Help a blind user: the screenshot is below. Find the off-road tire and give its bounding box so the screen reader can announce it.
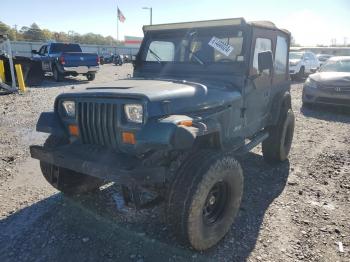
[52,66,63,82]
[167,150,243,251]
[40,135,104,195]
[86,73,95,81]
[262,108,295,164]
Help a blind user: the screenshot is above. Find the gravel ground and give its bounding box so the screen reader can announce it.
[0,64,349,262]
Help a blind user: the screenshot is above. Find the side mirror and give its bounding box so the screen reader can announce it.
[258,51,273,73]
[31,50,38,55]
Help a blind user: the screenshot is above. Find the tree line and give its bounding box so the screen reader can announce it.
[0,21,122,46]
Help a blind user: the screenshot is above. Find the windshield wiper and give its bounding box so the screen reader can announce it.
[189,50,205,65]
[149,49,162,63]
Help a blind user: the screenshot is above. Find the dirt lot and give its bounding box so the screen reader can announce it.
[0,64,349,262]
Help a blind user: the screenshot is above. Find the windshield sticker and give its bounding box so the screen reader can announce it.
[208,37,234,57]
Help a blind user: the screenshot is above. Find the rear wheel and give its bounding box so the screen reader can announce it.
[167,150,243,250]
[86,73,95,81]
[262,107,295,164]
[40,135,104,195]
[52,66,63,82]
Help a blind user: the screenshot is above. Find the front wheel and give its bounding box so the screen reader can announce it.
[40,135,104,195]
[262,108,295,164]
[167,151,243,251]
[52,66,63,82]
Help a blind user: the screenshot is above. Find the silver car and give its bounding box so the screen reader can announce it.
[302,56,350,107]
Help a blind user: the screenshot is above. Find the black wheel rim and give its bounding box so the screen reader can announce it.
[202,181,229,225]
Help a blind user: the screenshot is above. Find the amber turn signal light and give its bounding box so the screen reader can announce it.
[68,124,79,136]
[178,120,193,127]
[122,132,136,144]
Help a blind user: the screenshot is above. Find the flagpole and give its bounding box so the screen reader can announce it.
[117,17,119,41]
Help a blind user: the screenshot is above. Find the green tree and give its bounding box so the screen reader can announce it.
[0,21,16,40]
[42,29,53,41]
[1,21,123,45]
[21,23,45,41]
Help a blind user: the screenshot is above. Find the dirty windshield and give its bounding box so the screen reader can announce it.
[143,29,244,65]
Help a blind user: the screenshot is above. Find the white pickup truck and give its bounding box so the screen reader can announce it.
[289,51,320,80]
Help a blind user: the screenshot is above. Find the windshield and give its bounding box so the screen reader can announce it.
[317,54,331,61]
[289,52,303,60]
[50,43,82,53]
[320,60,350,72]
[142,29,245,66]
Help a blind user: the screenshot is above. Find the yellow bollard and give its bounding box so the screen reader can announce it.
[0,60,5,82]
[15,64,26,92]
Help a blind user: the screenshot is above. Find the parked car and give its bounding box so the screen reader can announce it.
[289,51,320,80]
[100,53,115,64]
[30,18,295,251]
[316,54,333,66]
[303,56,350,108]
[32,42,99,81]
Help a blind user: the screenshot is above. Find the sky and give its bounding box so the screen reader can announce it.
[1,0,350,46]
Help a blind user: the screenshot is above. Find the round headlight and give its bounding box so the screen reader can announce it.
[62,101,76,118]
[124,104,143,123]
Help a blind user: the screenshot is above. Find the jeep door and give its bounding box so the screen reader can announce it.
[244,30,274,136]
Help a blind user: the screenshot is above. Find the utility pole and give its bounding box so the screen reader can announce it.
[331,38,337,46]
[13,24,17,41]
[68,30,75,42]
[142,7,153,25]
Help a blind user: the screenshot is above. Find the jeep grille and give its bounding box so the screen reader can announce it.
[77,102,119,149]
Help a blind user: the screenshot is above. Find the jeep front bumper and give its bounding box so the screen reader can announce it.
[30,144,166,185]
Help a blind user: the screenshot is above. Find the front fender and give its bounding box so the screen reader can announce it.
[135,115,198,154]
[36,112,66,137]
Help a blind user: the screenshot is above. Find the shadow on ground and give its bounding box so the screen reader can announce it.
[301,104,350,123]
[0,152,290,262]
[29,75,90,88]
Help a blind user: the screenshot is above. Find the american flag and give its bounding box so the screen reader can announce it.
[117,7,126,23]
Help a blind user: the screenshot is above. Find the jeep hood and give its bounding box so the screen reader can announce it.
[309,72,350,86]
[65,79,242,117]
